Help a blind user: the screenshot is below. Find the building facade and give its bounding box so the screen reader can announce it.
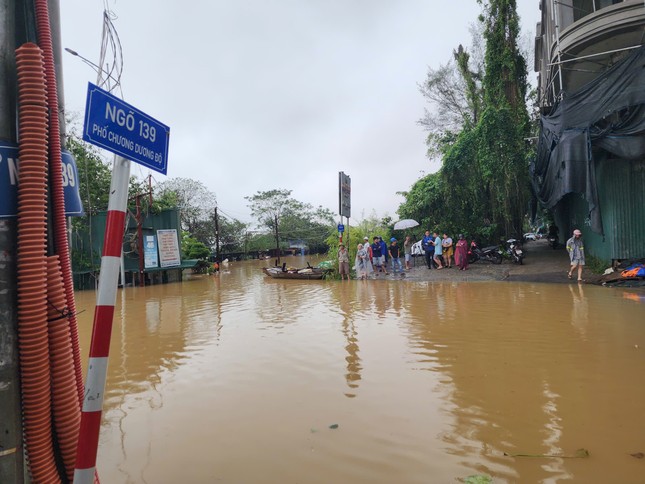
[532,0,645,261]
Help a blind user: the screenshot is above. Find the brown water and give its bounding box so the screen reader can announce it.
[75,257,645,483]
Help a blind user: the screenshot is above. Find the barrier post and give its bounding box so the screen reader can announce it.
[73,155,131,483]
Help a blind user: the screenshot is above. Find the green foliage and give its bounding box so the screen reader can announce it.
[324,221,398,279]
[151,178,248,253]
[585,254,610,274]
[66,133,112,214]
[246,233,277,252]
[399,0,533,243]
[66,132,111,272]
[246,189,335,254]
[462,475,493,484]
[219,217,249,253]
[181,231,211,260]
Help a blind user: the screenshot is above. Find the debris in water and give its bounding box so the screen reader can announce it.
[504,448,590,458]
[461,475,493,484]
[629,452,644,459]
[329,424,339,430]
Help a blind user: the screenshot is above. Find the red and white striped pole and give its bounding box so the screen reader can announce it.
[74,155,131,483]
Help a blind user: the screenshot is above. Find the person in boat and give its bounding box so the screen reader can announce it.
[338,243,350,280]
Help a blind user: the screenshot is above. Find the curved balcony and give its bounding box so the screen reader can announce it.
[549,0,645,94]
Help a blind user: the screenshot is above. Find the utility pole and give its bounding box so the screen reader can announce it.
[214,206,220,262]
[274,214,281,265]
[135,194,145,286]
[0,0,24,481]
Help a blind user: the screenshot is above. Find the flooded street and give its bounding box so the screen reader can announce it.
[75,257,645,483]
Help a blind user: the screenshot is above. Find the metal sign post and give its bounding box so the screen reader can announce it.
[73,155,130,483]
[339,172,351,249]
[74,85,169,482]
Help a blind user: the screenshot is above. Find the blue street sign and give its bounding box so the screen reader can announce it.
[0,141,83,218]
[83,82,170,174]
[338,223,345,233]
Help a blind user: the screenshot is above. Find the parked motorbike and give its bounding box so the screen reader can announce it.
[468,241,503,264]
[548,234,559,249]
[504,238,524,264]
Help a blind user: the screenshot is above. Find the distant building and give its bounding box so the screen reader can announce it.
[532,0,645,261]
[288,239,308,255]
[72,208,197,289]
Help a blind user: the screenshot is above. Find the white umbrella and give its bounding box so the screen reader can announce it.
[393,219,419,230]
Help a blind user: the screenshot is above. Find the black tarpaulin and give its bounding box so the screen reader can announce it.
[530,45,645,234]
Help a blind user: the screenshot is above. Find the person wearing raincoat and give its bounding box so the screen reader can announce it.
[566,229,585,282]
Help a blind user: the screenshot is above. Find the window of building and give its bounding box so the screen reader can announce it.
[573,0,624,22]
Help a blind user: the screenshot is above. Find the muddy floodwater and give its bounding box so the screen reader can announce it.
[75,257,645,483]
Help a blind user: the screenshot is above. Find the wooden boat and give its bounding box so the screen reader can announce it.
[262,265,326,280]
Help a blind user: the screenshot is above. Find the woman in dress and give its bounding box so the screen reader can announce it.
[455,234,469,271]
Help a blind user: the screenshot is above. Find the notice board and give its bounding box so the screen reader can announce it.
[156,229,181,267]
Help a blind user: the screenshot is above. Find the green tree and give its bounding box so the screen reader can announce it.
[245,189,335,259]
[181,231,210,259]
[245,189,304,261]
[418,26,484,157]
[154,177,217,235]
[400,0,532,242]
[66,132,113,273]
[476,0,531,237]
[219,216,249,253]
[66,133,112,214]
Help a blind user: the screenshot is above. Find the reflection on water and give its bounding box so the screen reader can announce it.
[74,257,645,483]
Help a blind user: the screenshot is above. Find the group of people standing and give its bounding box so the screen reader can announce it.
[337,230,471,280]
[337,226,588,282]
[421,230,469,271]
[337,235,415,280]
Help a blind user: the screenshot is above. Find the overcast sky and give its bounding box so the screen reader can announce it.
[60,1,540,224]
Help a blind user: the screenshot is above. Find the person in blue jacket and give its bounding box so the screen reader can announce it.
[379,236,389,267]
[371,236,385,274]
[422,230,435,269]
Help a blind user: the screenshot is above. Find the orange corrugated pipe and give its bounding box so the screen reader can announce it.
[47,255,81,482]
[15,42,61,484]
[34,1,102,481]
[34,0,85,410]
